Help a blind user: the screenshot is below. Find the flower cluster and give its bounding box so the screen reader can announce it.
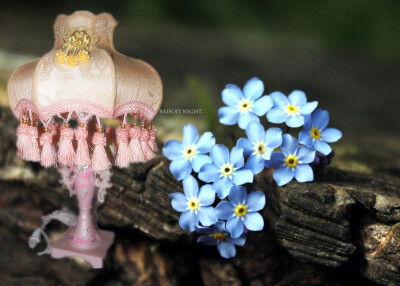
[162,77,342,258]
[163,124,265,258]
[219,77,342,186]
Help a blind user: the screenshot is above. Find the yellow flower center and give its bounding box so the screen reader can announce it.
[77,51,90,64]
[213,232,226,241]
[238,99,252,113]
[310,127,321,140]
[285,105,298,115]
[55,51,66,65]
[220,163,235,177]
[285,155,298,168]
[235,204,247,217]
[188,198,200,211]
[67,55,78,67]
[183,146,197,160]
[255,142,266,156]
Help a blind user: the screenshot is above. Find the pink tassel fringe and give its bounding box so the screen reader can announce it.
[40,131,56,167]
[25,123,40,162]
[92,131,111,171]
[115,126,130,168]
[58,127,76,166]
[16,121,28,159]
[148,126,158,152]
[75,126,91,167]
[140,127,155,161]
[128,125,144,163]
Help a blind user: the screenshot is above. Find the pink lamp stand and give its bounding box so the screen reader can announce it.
[51,166,114,268]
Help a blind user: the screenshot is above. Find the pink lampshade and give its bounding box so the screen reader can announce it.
[7,11,163,171]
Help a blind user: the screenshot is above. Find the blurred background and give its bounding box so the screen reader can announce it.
[0,1,400,285]
[1,0,399,173]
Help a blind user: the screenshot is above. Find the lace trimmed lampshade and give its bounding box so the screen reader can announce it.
[8,10,163,171]
[7,11,163,268]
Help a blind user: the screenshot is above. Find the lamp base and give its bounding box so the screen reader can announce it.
[51,227,115,269]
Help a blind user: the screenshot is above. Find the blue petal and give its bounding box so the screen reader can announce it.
[264,152,285,168]
[198,184,216,206]
[195,131,216,153]
[243,212,264,231]
[215,201,235,220]
[232,169,253,186]
[192,154,212,173]
[170,193,188,212]
[195,225,214,235]
[273,167,295,186]
[245,121,264,143]
[267,107,287,124]
[170,158,192,181]
[227,235,246,246]
[219,106,240,125]
[227,217,244,238]
[269,91,289,108]
[198,163,220,183]
[288,90,307,106]
[314,140,332,155]
[183,124,199,146]
[222,84,243,107]
[297,146,316,163]
[197,235,218,246]
[312,109,329,130]
[162,140,183,160]
[321,128,342,143]
[246,191,265,212]
[182,175,199,198]
[217,241,236,258]
[294,164,314,182]
[298,131,313,147]
[198,206,218,226]
[238,112,260,129]
[299,101,318,115]
[214,221,228,233]
[304,114,312,130]
[210,144,230,167]
[286,114,304,128]
[228,185,247,205]
[264,127,282,148]
[179,210,199,231]
[281,134,299,155]
[214,177,234,199]
[252,95,273,116]
[230,146,245,169]
[237,138,253,156]
[244,155,264,175]
[243,77,264,100]
[263,148,274,161]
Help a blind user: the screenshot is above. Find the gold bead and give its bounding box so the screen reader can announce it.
[44,127,48,132]
[121,124,125,129]
[29,121,34,126]
[79,123,84,128]
[65,123,69,128]
[133,122,137,127]
[98,128,102,133]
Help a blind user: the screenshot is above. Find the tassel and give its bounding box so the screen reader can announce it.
[25,122,41,162]
[92,129,111,172]
[115,124,130,168]
[148,125,158,152]
[58,124,75,166]
[75,123,91,167]
[128,123,144,163]
[140,124,155,161]
[16,120,28,159]
[40,127,56,167]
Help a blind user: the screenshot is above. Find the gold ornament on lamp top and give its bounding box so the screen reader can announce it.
[55,27,98,67]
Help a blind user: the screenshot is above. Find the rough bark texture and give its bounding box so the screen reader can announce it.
[0,106,399,285]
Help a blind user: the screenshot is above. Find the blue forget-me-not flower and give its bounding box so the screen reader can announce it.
[267,90,318,128]
[265,134,316,186]
[196,221,246,259]
[299,109,342,155]
[170,175,218,231]
[163,124,215,180]
[215,186,265,238]
[199,145,254,199]
[237,121,283,175]
[218,77,273,129]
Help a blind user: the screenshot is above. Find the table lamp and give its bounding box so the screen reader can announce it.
[7,11,163,268]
